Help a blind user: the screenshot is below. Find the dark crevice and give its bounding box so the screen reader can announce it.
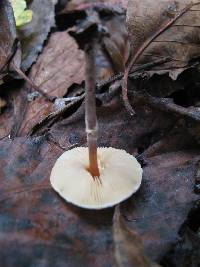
[169,86,200,107]
[182,200,200,233]
[62,82,84,98]
[56,11,87,31]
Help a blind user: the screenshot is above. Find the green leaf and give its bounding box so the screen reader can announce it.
[11,0,33,27]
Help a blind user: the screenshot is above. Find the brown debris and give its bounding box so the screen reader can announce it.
[14,31,85,136]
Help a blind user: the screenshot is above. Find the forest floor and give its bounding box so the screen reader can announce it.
[0,0,200,266]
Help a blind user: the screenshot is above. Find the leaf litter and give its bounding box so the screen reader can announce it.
[0,0,200,266]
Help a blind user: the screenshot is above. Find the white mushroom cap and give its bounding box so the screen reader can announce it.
[50,147,143,209]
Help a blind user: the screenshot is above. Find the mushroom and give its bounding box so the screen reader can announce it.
[50,25,143,209]
[50,147,142,209]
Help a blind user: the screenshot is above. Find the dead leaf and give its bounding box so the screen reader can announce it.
[0,0,21,82]
[126,0,200,80]
[13,30,85,136]
[113,206,161,267]
[120,127,199,261]
[0,136,115,267]
[18,0,57,71]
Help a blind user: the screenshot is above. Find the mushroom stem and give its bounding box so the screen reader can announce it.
[85,43,100,178]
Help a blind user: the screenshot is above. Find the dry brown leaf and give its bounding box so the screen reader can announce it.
[28,31,85,98]
[15,31,85,136]
[126,0,200,80]
[19,0,58,71]
[113,206,161,267]
[121,128,199,261]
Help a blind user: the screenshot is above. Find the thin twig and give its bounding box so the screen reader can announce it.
[97,57,171,91]
[122,1,200,115]
[133,91,200,122]
[11,63,55,102]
